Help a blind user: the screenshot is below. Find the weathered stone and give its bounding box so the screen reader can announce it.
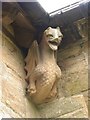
[25,27,62,104]
[58,54,87,71]
[83,90,90,116]
[0,31,40,118]
[57,39,88,98]
[58,68,88,96]
[59,108,88,118]
[0,75,2,105]
[0,21,88,118]
[1,74,26,117]
[3,24,15,37]
[75,18,88,38]
[0,31,2,45]
[58,37,87,55]
[0,101,21,118]
[58,45,81,61]
[1,56,39,118]
[2,33,25,79]
[25,98,40,118]
[81,90,89,104]
[37,94,88,118]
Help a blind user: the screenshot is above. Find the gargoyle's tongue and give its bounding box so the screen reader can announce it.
[48,41,58,50]
[49,44,58,50]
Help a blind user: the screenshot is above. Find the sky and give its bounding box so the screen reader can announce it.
[38,0,88,13]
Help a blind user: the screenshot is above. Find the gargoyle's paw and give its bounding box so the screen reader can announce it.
[29,88,36,95]
[26,87,36,95]
[50,89,57,98]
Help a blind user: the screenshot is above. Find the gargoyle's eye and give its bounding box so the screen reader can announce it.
[47,34,53,38]
[58,35,63,39]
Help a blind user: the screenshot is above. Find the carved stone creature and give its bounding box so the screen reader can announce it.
[25,27,63,104]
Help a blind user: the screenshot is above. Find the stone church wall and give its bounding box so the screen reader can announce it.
[0,18,89,118]
[0,29,40,118]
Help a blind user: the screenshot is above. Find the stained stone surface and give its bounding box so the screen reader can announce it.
[0,17,89,118]
[37,94,88,118]
[0,31,40,118]
[57,38,88,99]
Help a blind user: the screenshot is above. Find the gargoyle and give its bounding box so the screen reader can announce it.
[24,27,63,104]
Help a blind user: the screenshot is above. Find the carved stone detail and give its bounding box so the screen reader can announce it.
[25,27,63,104]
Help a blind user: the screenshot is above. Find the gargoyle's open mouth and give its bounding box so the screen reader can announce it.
[49,41,58,46]
[48,41,59,51]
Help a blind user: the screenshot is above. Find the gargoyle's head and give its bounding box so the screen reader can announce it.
[44,27,63,51]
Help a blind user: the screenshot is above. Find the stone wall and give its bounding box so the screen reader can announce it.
[57,37,88,99]
[57,18,89,111]
[0,30,40,118]
[0,18,89,118]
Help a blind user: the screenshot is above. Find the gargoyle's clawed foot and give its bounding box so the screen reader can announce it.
[44,90,58,103]
[26,85,36,96]
[47,88,58,100]
[50,89,57,98]
[29,88,36,95]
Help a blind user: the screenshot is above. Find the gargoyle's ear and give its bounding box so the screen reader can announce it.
[57,27,60,31]
[57,27,63,38]
[47,27,51,30]
[44,27,51,34]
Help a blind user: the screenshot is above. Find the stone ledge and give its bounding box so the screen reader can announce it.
[59,108,88,118]
[37,94,88,118]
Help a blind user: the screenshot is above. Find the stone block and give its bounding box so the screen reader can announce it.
[25,98,40,118]
[75,18,88,38]
[1,74,26,117]
[59,108,88,118]
[2,33,25,79]
[0,31,2,46]
[1,70,40,118]
[58,44,81,61]
[1,22,88,118]
[0,32,40,118]
[1,62,26,117]
[58,54,87,71]
[0,101,21,118]
[1,46,27,117]
[37,94,88,118]
[58,68,88,96]
[3,24,14,37]
[83,90,90,116]
[57,41,88,97]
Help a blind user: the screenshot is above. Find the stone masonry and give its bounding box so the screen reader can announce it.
[0,18,89,118]
[0,31,40,118]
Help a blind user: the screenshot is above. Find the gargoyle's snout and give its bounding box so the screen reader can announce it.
[49,38,61,45]
[54,38,59,42]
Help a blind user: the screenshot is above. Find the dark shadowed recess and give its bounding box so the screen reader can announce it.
[2,1,90,56]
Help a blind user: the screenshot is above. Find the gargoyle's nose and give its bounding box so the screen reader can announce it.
[54,37,59,42]
[54,32,58,41]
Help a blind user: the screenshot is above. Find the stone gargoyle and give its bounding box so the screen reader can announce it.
[24,27,63,104]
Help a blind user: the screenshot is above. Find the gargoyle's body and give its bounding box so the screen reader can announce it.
[25,27,63,104]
